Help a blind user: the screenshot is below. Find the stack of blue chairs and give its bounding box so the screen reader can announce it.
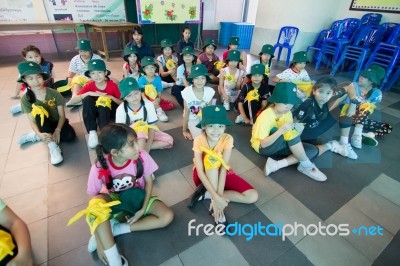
[361,13,382,26]
[307,30,331,62]
[315,18,361,70]
[330,25,385,80]
[231,23,255,50]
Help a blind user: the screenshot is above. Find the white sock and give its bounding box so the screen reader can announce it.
[162,81,169,89]
[326,142,333,150]
[112,223,131,236]
[353,125,363,136]
[203,191,211,200]
[299,159,313,168]
[104,244,122,266]
[340,136,348,145]
[277,158,288,169]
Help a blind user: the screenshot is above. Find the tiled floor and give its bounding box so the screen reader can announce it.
[1,48,400,266]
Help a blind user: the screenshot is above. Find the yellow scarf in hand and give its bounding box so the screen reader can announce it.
[96,96,112,109]
[132,120,159,136]
[292,81,313,97]
[200,146,230,170]
[0,229,15,261]
[214,61,225,71]
[166,59,177,70]
[31,104,49,126]
[359,102,375,115]
[246,88,259,102]
[144,84,158,101]
[67,198,121,235]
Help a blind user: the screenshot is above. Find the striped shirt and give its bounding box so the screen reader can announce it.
[68,54,103,76]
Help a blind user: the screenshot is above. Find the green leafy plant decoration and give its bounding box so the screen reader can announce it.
[189,6,196,19]
[142,5,153,20]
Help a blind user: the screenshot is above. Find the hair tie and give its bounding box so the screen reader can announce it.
[98,168,111,184]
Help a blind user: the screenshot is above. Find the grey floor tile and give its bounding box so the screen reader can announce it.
[48,174,90,216]
[48,150,90,185]
[229,208,295,266]
[229,148,256,175]
[348,188,400,235]
[158,255,183,266]
[373,229,400,266]
[326,204,394,261]
[48,203,91,259]
[297,234,371,266]
[29,218,48,265]
[179,164,196,189]
[48,245,96,266]
[270,246,313,266]
[258,191,322,244]
[0,162,48,198]
[368,174,400,206]
[179,235,249,266]
[152,169,194,207]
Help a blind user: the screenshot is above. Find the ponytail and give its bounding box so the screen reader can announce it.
[123,98,147,126]
[26,87,36,104]
[96,144,113,190]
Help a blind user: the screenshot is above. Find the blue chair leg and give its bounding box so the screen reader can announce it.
[277,47,283,62]
[385,67,400,91]
[286,47,291,67]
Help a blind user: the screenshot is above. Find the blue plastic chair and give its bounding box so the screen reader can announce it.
[361,13,382,25]
[273,26,299,67]
[331,25,385,80]
[363,42,400,91]
[381,23,398,43]
[306,30,330,62]
[315,18,360,70]
[386,24,400,46]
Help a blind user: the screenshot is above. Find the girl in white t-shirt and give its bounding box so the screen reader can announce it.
[182,64,215,140]
[115,77,173,152]
[218,50,245,111]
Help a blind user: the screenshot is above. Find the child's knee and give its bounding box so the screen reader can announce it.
[245,189,258,204]
[161,207,174,227]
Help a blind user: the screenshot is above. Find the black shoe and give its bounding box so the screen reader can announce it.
[188,184,206,208]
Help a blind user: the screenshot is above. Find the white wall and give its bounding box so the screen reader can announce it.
[246,0,258,23]
[202,0,244,30]
[250,0,400,58]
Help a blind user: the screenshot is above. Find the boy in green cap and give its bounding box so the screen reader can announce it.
[66,39,103,107]
[251,82,328,182]
[218,49,246,111]
[196,38,220,83]
[235,64,271,124]
[188,105,258,225]
[338,64,392,154]
[157,39,178,86]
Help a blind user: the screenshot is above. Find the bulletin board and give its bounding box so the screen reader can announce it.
[350,0,400,13]
[136,0,201,24]
[0,0,47,22]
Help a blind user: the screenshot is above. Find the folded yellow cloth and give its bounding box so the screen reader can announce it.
[166,59,177,70]
[0,229,15,261]
[144,84,158,101]
[246,88,259,102]
[31,104,49,126]
[214,61,225,72]
[292,81,313,97]
[132,120,159,136]
[359,102,375,115]
[96,96,112,110]
[67,198,121,235]
[200,146,230,170]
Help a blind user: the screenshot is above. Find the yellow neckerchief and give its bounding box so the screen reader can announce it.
[67,198,121,235]
[95,96,112,109]
[225,73,235,83]
[144,84,157,101]
[0,229,15,260]
[214,61,225,71]
[264,65,270,77]
[132,120,159,136]
[200,146,230,170]
[246,87,260,102]
[359,102,375,114]
[31,104,49,126]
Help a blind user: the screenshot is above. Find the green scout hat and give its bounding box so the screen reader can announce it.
[84,59,111,77]
[187,64,211,82]
[226,50,242,62]
[229,36,240,45]
[268,82,303,105]
[180,46,197,61]
[123,46,139,62]
[196,105,233,128]
[202,38,217,50]
[17,61,49,82]
[291,51,309,64]
[140,56,158,71]
[246,64,266,78]
[118,77,142,99]
[76,39,92,51]
[160,39,174,52]
[259,44,274,57]
[361,64,386,85]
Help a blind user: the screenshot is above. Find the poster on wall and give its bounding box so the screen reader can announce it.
[350,0,400,13]
[0,0,43,22]
[43,0,126,22]
[137,0,201,24]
